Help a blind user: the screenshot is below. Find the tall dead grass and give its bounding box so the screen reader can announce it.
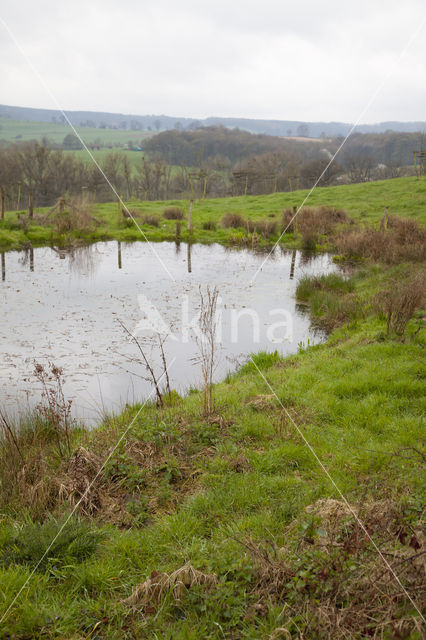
[335,217,426,263]
[282,206,349,235]
[52,195,99,234]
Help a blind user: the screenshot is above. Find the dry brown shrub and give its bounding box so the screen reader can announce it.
[163,206,184,220]
[221,211,245,228]
[305,498,404,542]
[375,272,425,335]
[59,446,103,516]
[335,218,426,264]
[123,563,218,609]
[142,214,159,227]
[282,206,349,235]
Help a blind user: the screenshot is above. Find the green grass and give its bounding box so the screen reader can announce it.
[0,258,424,637]
[0,116,151,146]
[1,176,425,250]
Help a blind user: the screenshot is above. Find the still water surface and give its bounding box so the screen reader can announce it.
[0,241,337,422]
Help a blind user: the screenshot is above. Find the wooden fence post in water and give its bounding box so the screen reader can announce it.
[187,242,192,273]
[292,205,298,234]
[29,192,34,219]
[1,253,5,282]
[188,199,193,234]
[117,241,122,269]
[30,247,34,272]
[289,249,296,280]
[0,187,4,221]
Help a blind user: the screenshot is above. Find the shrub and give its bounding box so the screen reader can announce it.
[163,207,184,220]
[221,212,245,229]
[375,272,425,335]
[283,206,349,235]
[335,220,426,264]
[143,215,160,227]
[202,220,217,231]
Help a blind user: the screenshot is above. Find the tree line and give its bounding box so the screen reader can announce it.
[0,128,422,210]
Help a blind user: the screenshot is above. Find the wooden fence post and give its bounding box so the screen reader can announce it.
[188,199,193,234]
[29,192,34,219]
[293,205,298,234]
[0,187,4,222]
[187,241,192,273]
[117,241,122,269]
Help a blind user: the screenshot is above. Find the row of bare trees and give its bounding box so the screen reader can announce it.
[0,134,417,212]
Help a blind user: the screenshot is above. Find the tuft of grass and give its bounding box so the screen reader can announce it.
[142,214,160,227]
[201,220,217,231]
[0,516,102,571]
[163,206,184,220]
[221,211,245,229]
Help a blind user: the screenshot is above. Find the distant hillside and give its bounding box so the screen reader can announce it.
[0,103,425,138]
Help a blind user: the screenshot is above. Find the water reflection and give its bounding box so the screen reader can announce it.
[187,242,192,273]
[289,249,296,279]
[1,253,4,281]
[18,246,35,272]
[117,241,122,270]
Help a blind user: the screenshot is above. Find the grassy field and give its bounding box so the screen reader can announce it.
[0,259,424,637]
[0,176,425,251]
[0,117,151,146]
[0,178,424,637]
[65,148,146,169]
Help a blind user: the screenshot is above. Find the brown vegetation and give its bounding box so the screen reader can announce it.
[123,563,218,610]
[375,272,425,335]
[163,206,184,220]
[334,217,426,263]
[282,205,349,235]
[244,498,425,640]
[221,211,245,228]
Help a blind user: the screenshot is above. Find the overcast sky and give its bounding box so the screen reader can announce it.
[1,0,425,123]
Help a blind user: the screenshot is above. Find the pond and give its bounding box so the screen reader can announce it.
[0,241,337,423]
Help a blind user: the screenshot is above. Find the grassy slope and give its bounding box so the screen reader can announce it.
[0,116,151,145]
[1,176,425,250]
